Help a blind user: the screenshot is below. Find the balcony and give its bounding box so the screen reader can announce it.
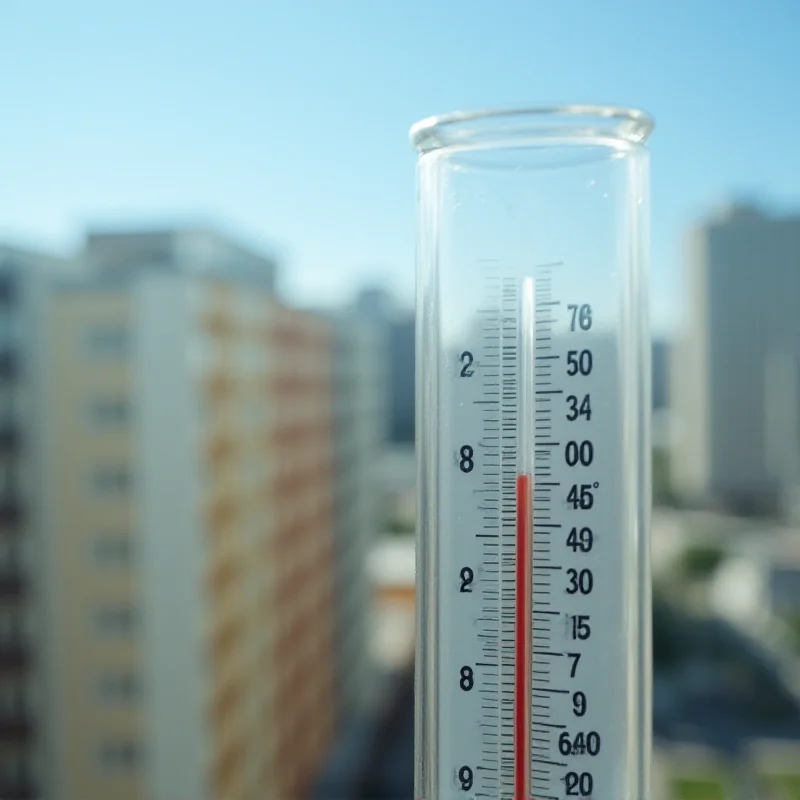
[0,274,15,306]
[0,499,23,527]
[0,573,24,601]
[0,352,17,382]
[0,778,37,800]
[0,425,19,454]
[0,713,33,742]
[0,639,29,671]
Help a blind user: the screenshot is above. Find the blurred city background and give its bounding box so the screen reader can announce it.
[1,1,799,799]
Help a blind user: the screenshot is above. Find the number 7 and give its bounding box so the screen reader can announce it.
[568,304,579,330]
[568,652,581,678]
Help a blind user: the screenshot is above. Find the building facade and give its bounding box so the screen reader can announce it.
[0,247,79,800]
[39,231,341,799]
[330,320,385,723]
[354,289,413,444]
[671,206,800,513]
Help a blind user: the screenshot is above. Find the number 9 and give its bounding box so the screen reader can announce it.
[458,765,473,791]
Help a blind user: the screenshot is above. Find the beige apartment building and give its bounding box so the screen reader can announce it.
[39,233,341,800]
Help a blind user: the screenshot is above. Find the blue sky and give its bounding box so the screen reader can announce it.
[1,0,798,332]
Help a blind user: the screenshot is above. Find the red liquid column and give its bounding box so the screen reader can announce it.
[515,473,532,800]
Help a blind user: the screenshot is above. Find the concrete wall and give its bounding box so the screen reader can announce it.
[137,275,208,800]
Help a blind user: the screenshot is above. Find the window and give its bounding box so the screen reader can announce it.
[0,461,12,496]
[95,672,141,704]
[0,386,26,422]
[84,325,129,359]
[91,536,134,567]
[0,312,21,345]
[0,608,22,640]
[0,538,15,564]
[0,351,18,381]
[90,467,131,494]
[87,398,130,427]
[97,740,141,771]
[0,750,28,786]
[0,681,25,716]
[93,605,137,637]
[0,273,15,306]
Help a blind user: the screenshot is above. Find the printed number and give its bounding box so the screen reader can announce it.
[572,691,586,717]
[459,351,474,377]
[568,303,593,331]
[571,615,591,640]
[565,440,594,467]
[565,772,594,796]
[460,666,474,691]
[459,567,474,593]
[567,526,594,553]
[567,568,594,595]
[568,652,581,678]
[567,349,593,376]
[559,731,602,756]
[566,394,592,421]
[567,484,594,510]
[567,303,592,331]
[458,766,473,791]
[459,446,474,473]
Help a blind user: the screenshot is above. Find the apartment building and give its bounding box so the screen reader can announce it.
[354,288,414,444]
[330,320,386,722]
[0,246,78,800]
[39,230,338,800]
[671,205,800,513]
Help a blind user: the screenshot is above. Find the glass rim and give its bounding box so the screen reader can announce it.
[409,105,654,154]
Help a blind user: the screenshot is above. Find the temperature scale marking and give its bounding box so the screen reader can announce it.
[441,257,622,800]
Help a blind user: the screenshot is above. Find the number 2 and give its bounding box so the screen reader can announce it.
[459,567,474,592]
[459,351,474,377]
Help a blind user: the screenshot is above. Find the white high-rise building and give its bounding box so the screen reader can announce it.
[671,205,800,514]
[38,230,338,800]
